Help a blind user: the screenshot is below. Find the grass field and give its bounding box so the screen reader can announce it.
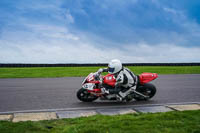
[0,66,200,78]
[0,110,200,133]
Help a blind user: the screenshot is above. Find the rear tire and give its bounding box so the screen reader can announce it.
[134,83,156,101]
[77,88,98,102]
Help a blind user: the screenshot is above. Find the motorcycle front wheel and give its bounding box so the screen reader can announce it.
[134,83,156,101]
[76,88,98,102]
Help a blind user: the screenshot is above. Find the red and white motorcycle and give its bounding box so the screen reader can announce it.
[77,72,158,102]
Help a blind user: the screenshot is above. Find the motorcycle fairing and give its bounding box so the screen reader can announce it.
[103,74,116,87]
[82,83,95,90]
[82,73,100,85]
[139,73,158,85]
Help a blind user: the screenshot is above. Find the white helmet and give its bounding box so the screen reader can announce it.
[108,59,122,74]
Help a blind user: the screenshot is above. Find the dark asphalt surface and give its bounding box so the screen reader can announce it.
[0,75,200,112]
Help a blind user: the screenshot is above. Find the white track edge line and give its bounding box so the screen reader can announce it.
[0,102,199,115]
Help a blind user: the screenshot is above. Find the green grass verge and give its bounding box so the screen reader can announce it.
[0,66,200,78]
[0,110,200,133]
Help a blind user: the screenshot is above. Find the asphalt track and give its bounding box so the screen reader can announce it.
[0,74,200,113]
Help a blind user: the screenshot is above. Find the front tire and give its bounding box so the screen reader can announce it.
[77,88,98,102]
[134,83,156,101]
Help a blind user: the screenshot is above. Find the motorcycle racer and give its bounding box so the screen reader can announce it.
[96,59,138,101]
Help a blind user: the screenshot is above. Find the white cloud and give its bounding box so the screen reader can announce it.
[123,43,200,63]
[1,1,200,63]
[163,7,186,19]
[16,1,62,11]
[0,22,200,63]
[0,37,200,63]
[163,7,178,14]
[24,24,80,41]
[66,10,74,24]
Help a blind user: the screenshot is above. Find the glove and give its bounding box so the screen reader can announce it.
[98,68,104,74]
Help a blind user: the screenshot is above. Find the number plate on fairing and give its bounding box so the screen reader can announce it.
[82,83,95,90]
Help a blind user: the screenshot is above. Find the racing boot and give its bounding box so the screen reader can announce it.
[116,94,123,101]
[116,91,127,102]
[101,87,109,94]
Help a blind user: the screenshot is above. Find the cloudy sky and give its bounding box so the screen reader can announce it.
[0,0,200,63]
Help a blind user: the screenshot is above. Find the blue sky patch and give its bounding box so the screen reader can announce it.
[0,0,200,63]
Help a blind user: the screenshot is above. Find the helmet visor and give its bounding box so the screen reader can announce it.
[108,67,115,73]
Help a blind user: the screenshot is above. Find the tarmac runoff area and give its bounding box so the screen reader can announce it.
[0,103,200,122]
[0,75,200,122]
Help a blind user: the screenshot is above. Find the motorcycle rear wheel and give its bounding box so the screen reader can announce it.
[77,88,98,102]
[134,83,156,101]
